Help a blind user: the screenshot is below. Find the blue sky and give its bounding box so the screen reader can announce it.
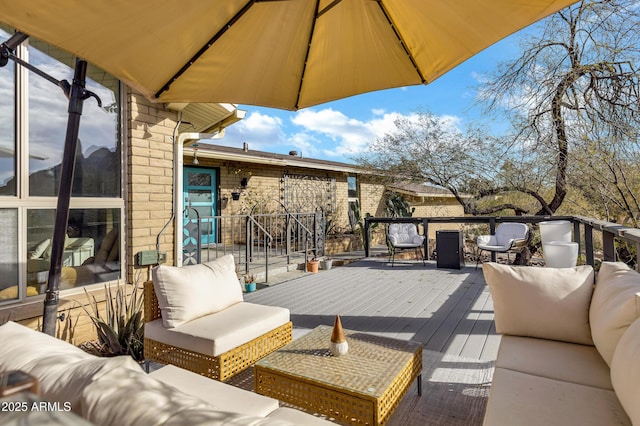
[217,27,527,165]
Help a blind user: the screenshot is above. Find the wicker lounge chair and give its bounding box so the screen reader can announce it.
[144,255,292,381]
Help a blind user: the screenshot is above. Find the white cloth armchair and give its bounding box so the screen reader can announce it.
[476,223,529,268]
[387,223,425,266]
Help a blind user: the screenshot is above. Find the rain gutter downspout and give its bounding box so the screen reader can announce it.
[174,132,224,266]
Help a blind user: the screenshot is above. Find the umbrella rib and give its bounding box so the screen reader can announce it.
[376,0,426,84]
[154,0,257,99]
[294,0,322,110]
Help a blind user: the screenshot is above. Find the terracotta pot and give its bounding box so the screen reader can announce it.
[306,260,319,273]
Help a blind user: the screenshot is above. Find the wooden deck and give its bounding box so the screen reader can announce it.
[245,257,500,361]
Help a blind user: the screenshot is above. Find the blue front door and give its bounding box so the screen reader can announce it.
[183,168,217,261]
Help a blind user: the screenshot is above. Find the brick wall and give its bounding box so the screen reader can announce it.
[128,93,177,274]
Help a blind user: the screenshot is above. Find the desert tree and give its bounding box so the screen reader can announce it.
[360,0,640,218]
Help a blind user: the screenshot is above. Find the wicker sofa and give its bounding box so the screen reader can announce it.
[144,254,292,381]
[0,321,331,425]
[482,261,640,425]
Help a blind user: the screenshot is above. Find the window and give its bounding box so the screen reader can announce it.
[347,176,358,199]
[0,48,15,196]
[0,27,123,303]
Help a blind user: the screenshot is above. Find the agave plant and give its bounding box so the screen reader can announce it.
[81,281,144,362]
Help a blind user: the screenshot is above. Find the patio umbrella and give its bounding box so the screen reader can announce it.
[0,0,579,335]
[1,0,579,111]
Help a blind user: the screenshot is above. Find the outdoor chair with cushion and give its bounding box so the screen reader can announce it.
[144,254,292,381]
[476,222,530,269]
[387,223,426,266]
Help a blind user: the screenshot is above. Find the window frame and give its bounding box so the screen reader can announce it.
[0,31,125,305]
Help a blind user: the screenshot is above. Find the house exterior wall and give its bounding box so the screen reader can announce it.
[2,90,464,345]
[127,93,177,271]
[413,198,465,239]
[4,91,179,345]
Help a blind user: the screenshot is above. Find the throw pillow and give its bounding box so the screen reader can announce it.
[152,254,242,328]
[483,262,594,345]
[589,261,640,366]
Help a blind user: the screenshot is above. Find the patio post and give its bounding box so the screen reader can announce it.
[489,217,497,262]
[364,217,370,257]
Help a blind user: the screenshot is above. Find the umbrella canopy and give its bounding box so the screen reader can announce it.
[1,0,577,110]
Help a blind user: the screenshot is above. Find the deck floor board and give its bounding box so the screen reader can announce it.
[245,258,500,361]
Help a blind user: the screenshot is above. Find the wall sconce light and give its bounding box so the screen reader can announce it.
[192,143,199,165]
[240,177,249,188]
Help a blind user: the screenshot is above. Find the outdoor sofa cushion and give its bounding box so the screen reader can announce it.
[144,301,290,357]
[152,254,242,328]
[611,317,640,425]
[0,320,92,371]
[589,261,640,366]
[149,364,279,417]
[483,263,594,345]
[0,322,142,412]
[484,367,629,426]
[495,335,612,390]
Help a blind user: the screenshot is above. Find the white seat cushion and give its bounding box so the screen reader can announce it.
[145,302,290,357]
[484,368,630,426]
[149,365,279,417]
[589,261,640,366]
[483,263,594,345]
[81,364,212,425]
[495,336,612,390]
[151,254,242,328]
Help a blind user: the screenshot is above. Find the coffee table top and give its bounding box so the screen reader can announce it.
[255,325,421,399]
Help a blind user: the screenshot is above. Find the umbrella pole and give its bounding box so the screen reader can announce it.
[3,33,101,336]
[42,59,89,336]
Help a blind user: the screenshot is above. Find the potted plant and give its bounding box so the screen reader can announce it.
[79,281,144,363]
[306,257,320,273]
[231,189,241,201]
[320,257,333,270]
[243,273,257,292]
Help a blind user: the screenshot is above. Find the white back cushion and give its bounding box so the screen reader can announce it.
[589,261,640,366]
[483,263,594,345]
[495,223,528,246]
[389,223,419,244]
[152,255,242,328]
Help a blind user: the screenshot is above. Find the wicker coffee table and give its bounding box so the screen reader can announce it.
[254,325,422,425]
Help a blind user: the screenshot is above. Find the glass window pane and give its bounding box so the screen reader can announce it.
[0,209,19,301]
[348,176,357,198]
[27,208,121,292]
[188,172,212,186]
[0,27,16,196]
[28,39,120,197]
[188,189,212,203]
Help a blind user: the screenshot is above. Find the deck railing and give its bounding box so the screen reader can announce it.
[364,215,640,271]
[184,211,321,281]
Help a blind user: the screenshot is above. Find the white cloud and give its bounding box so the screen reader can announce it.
[291,108,416,159]
[220,111,287,151]
[220,106,465,163]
